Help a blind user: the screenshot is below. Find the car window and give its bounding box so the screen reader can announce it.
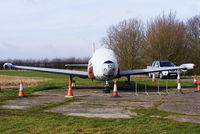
[152,62,155,67]
[155,62,159,67]
[160,61,174,67]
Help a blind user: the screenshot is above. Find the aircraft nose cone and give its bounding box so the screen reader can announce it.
[102,61,115,78]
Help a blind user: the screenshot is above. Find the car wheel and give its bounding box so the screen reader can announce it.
[159,73,163,79]
[174,75,178,79]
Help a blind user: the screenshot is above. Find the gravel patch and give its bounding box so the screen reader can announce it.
[1,95,66,110]
[165,115,200,123]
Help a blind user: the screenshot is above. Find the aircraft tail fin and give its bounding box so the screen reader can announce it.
[92,43,95,55]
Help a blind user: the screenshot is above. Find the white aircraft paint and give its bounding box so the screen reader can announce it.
[88,48,118,81]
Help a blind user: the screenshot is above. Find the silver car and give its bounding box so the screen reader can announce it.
[148,61,178,79]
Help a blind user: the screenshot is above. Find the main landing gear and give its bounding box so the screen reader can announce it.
[123,75,131,89]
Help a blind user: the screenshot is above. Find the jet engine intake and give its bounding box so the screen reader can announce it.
[102,60,115,79]
[3,63,13,69]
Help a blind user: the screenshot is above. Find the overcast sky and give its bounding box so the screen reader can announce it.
[0,0,199,60]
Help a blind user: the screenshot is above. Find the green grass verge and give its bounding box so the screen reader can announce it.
[0,70,103,97]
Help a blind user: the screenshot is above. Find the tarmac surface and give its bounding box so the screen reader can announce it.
[1,85,200,123]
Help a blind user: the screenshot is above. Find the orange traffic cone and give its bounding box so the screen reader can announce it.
[18,80,25,97]
[176,74,183,94]
[195,79,200,92]
[152,73,156,82]
[66,77,73,97]
[193,76,197,84]
[176,82,183,94]
[193,79,197,84]
[112,80,120,98]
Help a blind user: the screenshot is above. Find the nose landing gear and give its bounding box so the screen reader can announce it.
[103,80,111,93]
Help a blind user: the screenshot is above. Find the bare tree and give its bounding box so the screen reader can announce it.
[145,12,187,65]
[102,18,145,70]
[186,15,200,74]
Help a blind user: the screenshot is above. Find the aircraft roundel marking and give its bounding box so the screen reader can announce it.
[87,64,95,79]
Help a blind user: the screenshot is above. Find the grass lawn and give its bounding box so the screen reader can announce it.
[0,70,199,134]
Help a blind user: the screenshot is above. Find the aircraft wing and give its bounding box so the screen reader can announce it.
[65,64,88,67]
[3,63,88,77]
[119,63,195,76]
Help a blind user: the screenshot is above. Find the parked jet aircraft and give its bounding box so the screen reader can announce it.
[3,48,195,93]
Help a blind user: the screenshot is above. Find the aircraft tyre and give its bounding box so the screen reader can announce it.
[103,84,111,93]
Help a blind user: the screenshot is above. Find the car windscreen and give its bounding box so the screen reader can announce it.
[160,61,174,67]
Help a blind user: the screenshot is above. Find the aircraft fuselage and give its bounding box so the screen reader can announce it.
[87,48,119,81]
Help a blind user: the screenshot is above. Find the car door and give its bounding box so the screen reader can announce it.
[155,61,160,77]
